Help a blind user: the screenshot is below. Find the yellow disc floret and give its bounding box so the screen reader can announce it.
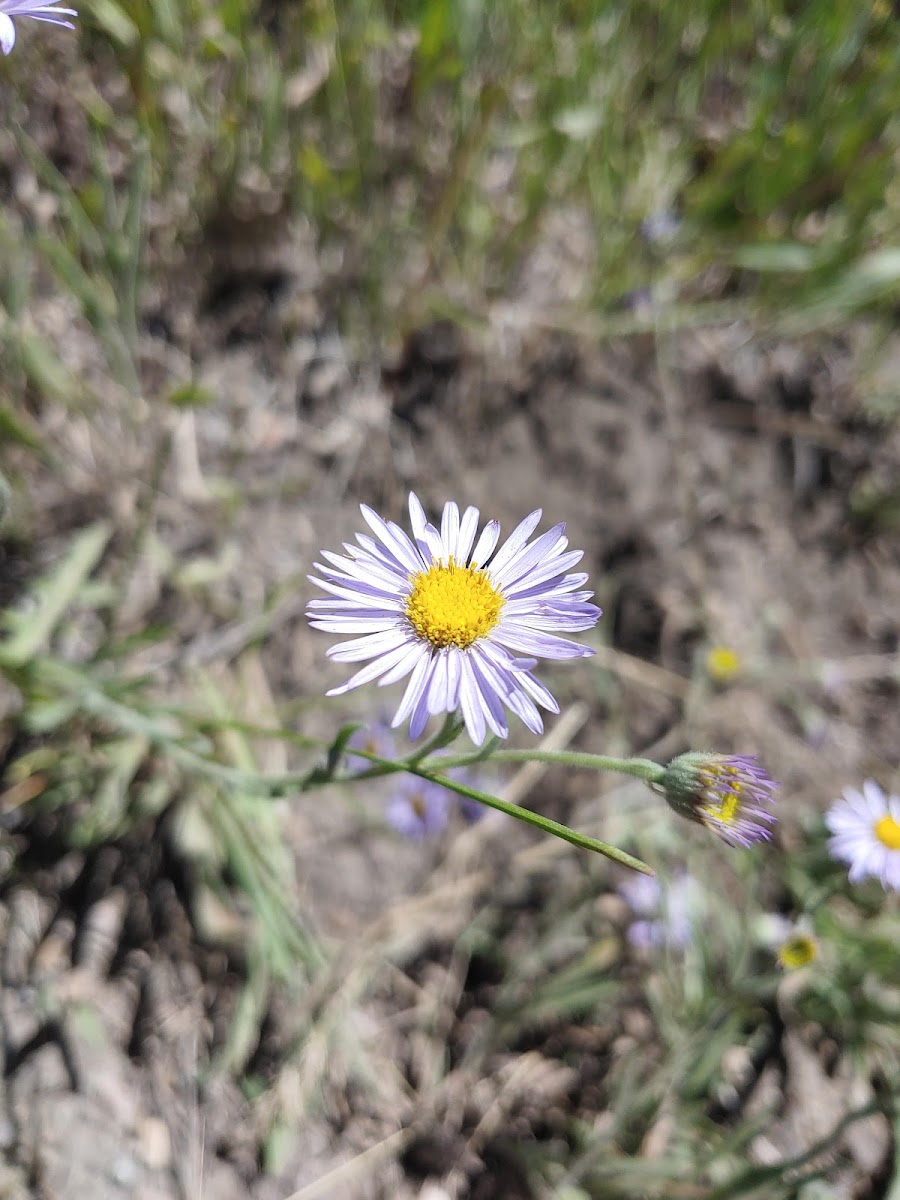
[704,790,740,825]
[706,645,742,683]
[405,557,504,650]
[700,767,741,825]
[777,934,817,970]
[875,814,900,850]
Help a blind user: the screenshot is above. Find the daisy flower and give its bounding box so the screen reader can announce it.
[0,0,77,55]
[307,493,600,745]
[662,752,778,847]
[825,779,900,891]
[386,777,449,841]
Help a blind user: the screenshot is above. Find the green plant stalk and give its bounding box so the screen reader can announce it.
[24,660,657,870]
[401,760,655,875]
[425,748,667,786]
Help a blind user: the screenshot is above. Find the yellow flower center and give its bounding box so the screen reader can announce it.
[706,645,742,683]
[874,814,900,850]
[404,557,505,650]
[777,934,817,970]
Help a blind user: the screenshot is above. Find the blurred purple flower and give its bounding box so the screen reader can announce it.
[386,777,449,841]
[0,0,76,54]
[457,792,487,824]
[618,872,697,950]
[344,720,397,772]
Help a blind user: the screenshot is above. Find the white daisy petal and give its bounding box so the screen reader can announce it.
[485,509,543,576]
[426,650,451,714]
[309,616,405,634]
[408,492,429,543]
[494,624,595,659]
[457,506,480,564]
[378,643,430,687]
[518,673,559,713]
[458,655,486,745]
[326,627,411,663]
[359,506,423,573]
[502,548,585,595]
[326,642,419,695]
[308,575,400,606]
[391,652,434,729]
[409,688,435,739]
[1,11,17,50]
[445,648,462,710]
[491,523,566,587]
[441,501,460,558]
[470,520,501,568]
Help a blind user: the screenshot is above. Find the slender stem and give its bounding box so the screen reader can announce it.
[402,763,654,875]
[426,748,667,786]
[404,712,465,765]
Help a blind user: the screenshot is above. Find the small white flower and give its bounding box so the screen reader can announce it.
[825,779,900,891]
[0,0,77,55]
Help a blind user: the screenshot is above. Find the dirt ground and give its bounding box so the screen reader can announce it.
[2,91,900,1197]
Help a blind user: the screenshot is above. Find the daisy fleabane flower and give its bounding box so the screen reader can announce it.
[0,0,76,54]
[307,493,601,745]
[826,780,900,891]
[662,752,778,847]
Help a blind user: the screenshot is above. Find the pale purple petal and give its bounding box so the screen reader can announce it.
[326,627,411,663]
[493,624,596,659]
[484,509,543,576]
[377,643,429,687]
[470,520,501,568]
[326,641,420,695]
[391,652,434,729]
[441,501,460,559]
[359,505,424,573]
[457,506,480,564]
[490,523,566,587]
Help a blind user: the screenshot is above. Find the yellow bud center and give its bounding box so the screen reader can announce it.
[874,814,900,850]
[404,557,504,650]
[701,767,741,824]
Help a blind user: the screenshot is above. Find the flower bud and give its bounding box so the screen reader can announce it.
[663,752,778,847]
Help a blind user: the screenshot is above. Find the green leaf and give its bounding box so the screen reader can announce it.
[89,0,140,48]
[0,404,45,452]
[17,333,74,403]
[0,522,112,667]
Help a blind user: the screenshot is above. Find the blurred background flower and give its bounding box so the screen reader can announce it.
[826,780,900,891]
[618,871,698,950]
[385,776,450,841]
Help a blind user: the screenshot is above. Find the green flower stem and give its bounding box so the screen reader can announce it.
[45,660,656,870]
[403,762,655,874]
[427,748,668,786]
[404,711,465,766]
